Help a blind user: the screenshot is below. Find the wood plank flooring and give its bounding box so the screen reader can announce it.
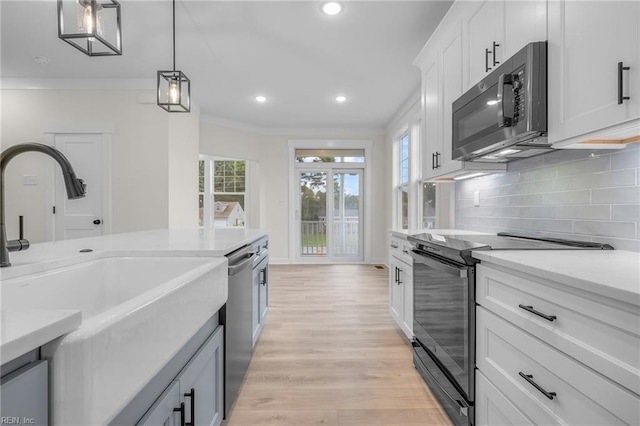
[225,264,452,426]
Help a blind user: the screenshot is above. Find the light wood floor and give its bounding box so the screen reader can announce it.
[225,264,452,426]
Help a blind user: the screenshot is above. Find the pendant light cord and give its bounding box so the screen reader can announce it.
[172,0,176,71]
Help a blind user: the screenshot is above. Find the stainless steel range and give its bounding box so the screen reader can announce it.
[406,232,613,426]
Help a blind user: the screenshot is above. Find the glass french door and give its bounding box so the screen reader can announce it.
[297,168,363,262]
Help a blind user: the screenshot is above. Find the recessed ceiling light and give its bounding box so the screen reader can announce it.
[255,95,268,103]
[335,95,347,103]
[32,56,50,66]
[322,2,342,16]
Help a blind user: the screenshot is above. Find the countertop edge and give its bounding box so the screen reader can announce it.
[472,250,640,307]
[1,310,82,366]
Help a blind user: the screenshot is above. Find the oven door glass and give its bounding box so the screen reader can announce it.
[411,251,473,398]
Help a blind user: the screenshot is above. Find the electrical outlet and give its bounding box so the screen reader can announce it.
[473,191,480,207]
[23,175,38,186]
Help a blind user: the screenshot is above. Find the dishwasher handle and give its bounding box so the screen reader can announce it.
[227,247,256,276]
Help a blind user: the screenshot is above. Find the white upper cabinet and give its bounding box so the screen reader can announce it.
[464,0,504,88]
[440,20,463,168]
[463,0,546,90]
[548,0,640,146]
[503,0,547,59]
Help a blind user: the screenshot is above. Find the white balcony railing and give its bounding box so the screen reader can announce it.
[301,219,359,256]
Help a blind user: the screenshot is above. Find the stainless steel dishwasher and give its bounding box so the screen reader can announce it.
[220,245,255,418]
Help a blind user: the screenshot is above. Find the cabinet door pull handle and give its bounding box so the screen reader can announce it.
[397,268,403,285]
[492,41,500,66]
[618,62,631,104]
[432,152,436,170]
[436,152,441,168]
[390,243,398,248]
[519,372,556,400]
[174,402,186,426]
[485,48,492,72]
[184,388,195,426]
[402,249,409,254]
[518,304,556,322]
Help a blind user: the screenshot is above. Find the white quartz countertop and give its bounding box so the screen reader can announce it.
[1,310,81,364]
[389,229,489,239]
[472,250,640,306]
[2,228,266,280]
[0,228,265,365]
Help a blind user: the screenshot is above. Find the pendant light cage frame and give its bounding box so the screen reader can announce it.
[157,70,191,113]
[57,0,122,56]
[157,0,191,113]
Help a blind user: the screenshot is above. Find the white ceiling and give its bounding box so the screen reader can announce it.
[1,0,452,130]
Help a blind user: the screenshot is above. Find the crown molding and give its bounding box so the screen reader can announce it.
[200,114,385,137]
[0,78,156,90]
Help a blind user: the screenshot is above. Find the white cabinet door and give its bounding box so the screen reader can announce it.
[421,52,440,179]
[389,258,403,323]
[503,0,547,59]
[252,263,261,347]
[136,381,180,426]
[0,360,48,426]
[464,0,503,88]
[476,370,535,426]
[439,19,463,169]
[177,326,224,426]
[401,263,413,337]
[548,0,640,144]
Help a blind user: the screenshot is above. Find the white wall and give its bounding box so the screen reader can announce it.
[1,89,199,242]
[200,120,389,263]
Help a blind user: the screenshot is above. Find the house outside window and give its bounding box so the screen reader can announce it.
[199,157,246,228]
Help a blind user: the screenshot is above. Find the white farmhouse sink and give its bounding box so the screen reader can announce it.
[1,253,228,425]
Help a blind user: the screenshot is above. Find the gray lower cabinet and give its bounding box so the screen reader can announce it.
[252,254,269,347]
[0,360,48,426]
[136,325,224,426]
[137,381,180,426]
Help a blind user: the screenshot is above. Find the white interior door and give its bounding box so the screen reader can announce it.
[49,133,110,241]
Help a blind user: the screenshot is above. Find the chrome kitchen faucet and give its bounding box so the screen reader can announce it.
[0,143,86,267]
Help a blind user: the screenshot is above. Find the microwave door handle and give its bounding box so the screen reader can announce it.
[497,73,513,128]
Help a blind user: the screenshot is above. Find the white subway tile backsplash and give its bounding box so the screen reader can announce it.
[542,190,591,205]
[555,156,610,177]
[553,169,636,191]
[557,205,610,220]
[456,146,640,252]
[573,221,636,239]
[592,187,640,204]
[612,205,640,222]
[611,144,640,170]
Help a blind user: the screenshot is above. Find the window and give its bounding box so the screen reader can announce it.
[422,182,436,229]
[397,133,410,229]
[295,148,365,163]
[199,157,247,228]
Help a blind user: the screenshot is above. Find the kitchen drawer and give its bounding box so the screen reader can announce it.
[389,236,412,265]
[476,370,534,426]
[477,307,640,425]
[476,263,640,395]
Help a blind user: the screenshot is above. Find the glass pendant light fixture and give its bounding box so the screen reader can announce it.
[57,0,122,56]
[157,0,191,113]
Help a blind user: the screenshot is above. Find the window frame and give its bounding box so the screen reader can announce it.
[199,155,248,228]
[396,131,410,230]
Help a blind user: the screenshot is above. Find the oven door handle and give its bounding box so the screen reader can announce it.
[409,250,467,278]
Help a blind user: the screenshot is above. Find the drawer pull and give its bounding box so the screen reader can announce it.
[402,249,409,254]
[390,243,399,248]
[518,304,557,322]
[519,372,557,400]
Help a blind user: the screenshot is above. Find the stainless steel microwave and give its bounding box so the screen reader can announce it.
[452,41,549,162]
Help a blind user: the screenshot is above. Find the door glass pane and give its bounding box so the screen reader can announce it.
[422,183,436,229]
[333,172,360,257]
[300,172,327,256]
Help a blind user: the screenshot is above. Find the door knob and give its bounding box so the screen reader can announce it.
[93,219,102,225]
